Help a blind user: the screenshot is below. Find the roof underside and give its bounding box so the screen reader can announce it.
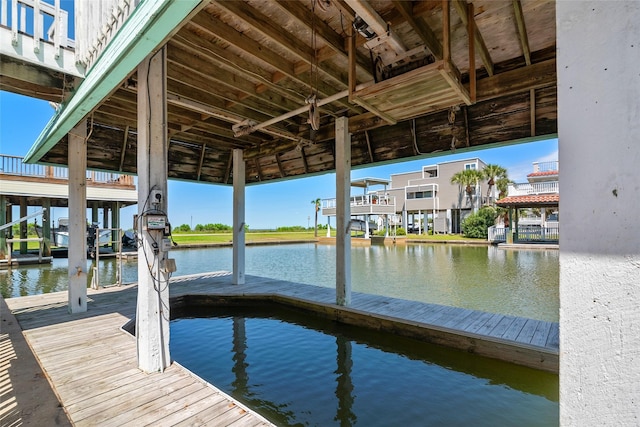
[29,0,558,185]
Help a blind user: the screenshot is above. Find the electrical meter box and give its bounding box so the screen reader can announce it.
[145,215,166,230]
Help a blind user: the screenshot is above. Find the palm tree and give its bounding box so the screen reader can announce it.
[450,169,483,212]
[311,198,321,237]
[495,176,512,200]
[482,164,507,206]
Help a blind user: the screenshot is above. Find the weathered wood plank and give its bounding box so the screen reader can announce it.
[5,270,558,427]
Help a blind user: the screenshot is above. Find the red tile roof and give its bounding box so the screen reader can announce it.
[527,170,559,178]
[496,194,559,207]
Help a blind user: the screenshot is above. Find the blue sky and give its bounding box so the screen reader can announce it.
[1,91,558,230]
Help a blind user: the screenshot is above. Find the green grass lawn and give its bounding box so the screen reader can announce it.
[9,231,481,250]
[171,231,318,245]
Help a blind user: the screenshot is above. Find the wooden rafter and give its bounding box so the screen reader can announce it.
[513,0,532,66]
[197,144,206,181]
[452,0,494,76]
[392,1,442,59]
[300,146,309,174]
[275,153,285,178]
[188,13,356,113]
[118,125,129,172]
[214,1,348,90]
[272,0,372,79]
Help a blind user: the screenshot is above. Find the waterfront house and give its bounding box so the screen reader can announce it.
[492,160,559,244]
[383,158,489,234]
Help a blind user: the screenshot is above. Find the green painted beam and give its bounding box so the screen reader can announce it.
[24,0,203,164]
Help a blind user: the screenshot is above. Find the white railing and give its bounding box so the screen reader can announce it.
[75,0,137,69]
[488,225,559,243]
[1,0,72,54]
[506,181,559,196]
[517,225,560,242]
[488,225,507,242]
[0,154,134,185]
[532,161,559,173]
[322,194,395,210]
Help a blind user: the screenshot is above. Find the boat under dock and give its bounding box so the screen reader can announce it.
[2,272,558,425]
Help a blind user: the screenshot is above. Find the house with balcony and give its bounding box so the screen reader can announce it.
[0,154,137,260]
[321,178,396,240]
[380,158,490,234]
[321,158,491,237]
[491,161,559,244]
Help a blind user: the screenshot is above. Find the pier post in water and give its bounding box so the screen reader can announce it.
[232,148,245,285]
[335,116,351,306]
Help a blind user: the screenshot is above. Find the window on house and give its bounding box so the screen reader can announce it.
[464,163,477,170]
[408,191,433,199]
[424,167,438,178]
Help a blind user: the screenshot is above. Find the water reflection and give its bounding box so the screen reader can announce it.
[171,305,558,427]
[1,243,559,322]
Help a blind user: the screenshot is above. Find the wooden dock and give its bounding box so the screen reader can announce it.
[3,271,558,426]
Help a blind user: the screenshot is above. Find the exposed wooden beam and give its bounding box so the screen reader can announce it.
[452,0,494,76]
[442,0,450,63]
[475,58,555,100]
[224,151,233,184]
[392,1,442,59]
[300,146,309,174]
[513,0,532,66]
[214,0,349,90]
[530,88,536,136]
[345,0,406,53]
[364,130,374,163]
[273,0,372,79]
[188,13,356,113]
[468,2,476,103]
[118,125,129,171]
[275,153,285,178]
[254,157,262,182]
[197,144,206,181]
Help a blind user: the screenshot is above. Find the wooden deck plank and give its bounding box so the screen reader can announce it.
[99,378,202,427]
[484,315,517,338]
[530,321,553,347]
[500,317,529,341]
[5,271,558,427]
[137,387,221,426]
[546,323,560,348]
[463,311,497,333]
[516,319,543,345]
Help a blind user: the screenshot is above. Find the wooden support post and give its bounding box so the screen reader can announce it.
[136,47,170,373]
[335,117,351,306]
[232,148,246,285]
[111,202,120,252]
[348,21,356,102]
[442,0,451,64]
[530,89,536,137]
[91,202,99,224]
[468,2,476,103]
[0,196,6,259]
[102,205,109,229]
[68,119,88,314]
[19,199,27,254]
[42,199,51,256]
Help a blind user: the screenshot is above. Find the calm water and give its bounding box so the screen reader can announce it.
[0,243,559,321]
[171,306,559,427]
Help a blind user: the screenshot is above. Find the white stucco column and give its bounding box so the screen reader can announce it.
[68,119,87,313]
[335,116,351,306]
[136,47,171,373]
[232,148,245,285]
[557,2,640,424]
